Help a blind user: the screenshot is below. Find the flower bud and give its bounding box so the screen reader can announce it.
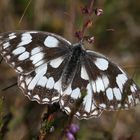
[66,132,75,140]
[95,8,103,16]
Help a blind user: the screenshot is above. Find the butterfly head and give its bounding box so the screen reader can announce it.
[71,42,86,57]
[72,41,85,51]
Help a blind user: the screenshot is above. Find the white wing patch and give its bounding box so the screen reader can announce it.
[18,33,32,46]
[100,103,106,108]
[18,51,30,61]
[35,63,47,74]
[30,52,44,64]
[44,36,59,48]
[50,57,63,68]
[116,74,128,92]
[46,77,55,89]
[31,47,42,55]
[25,76,32,85]
[71,88,81,99]
[8,33,16,40]
[54,78,62,92]
[64,107,71,113]
[130,83,137,93]
[102,75,109,88]
[35,60,45,67]
[113,87,122,100]
[128,95,133,103]
[37,76,48,87]
[81,65,89,80]
[83,84,93,113]
[33,95,40,100]
[95,77,105,92]
[42,98,50,102]
[12,47,26,55]
[6,55,11,59]
[28,63,47,90]
[92,81,96,93]
[95,58,109,71]
[17,66,23,72]
[106,88,114,100]
[3,42,10,49]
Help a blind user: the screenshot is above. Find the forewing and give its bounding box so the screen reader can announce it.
[60,59,103,119]
[0,31,71,74]
[85,50,140,110]
[18,55,69,104]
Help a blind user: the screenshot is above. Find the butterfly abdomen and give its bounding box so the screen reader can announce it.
[62,43,84,90]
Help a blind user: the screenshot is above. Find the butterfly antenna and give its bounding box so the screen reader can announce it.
[122,64,140,79]
[132,70,136,79]
[1,82,17,91]
[128,66,137,79]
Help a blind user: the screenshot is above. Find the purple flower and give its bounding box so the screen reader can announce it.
[66,132,75,140]
[69,124,79,134]
[65,123,79,140]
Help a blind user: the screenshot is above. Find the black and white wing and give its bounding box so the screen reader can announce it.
[0,31,71,104]
[1,31,139,120]
[59,45,103,119]
[84,50,140,110]
[60,61,103,119]
[60,48,140,119]
[0,31,71,73]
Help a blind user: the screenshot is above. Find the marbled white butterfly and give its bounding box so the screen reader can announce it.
[0,31,139,119]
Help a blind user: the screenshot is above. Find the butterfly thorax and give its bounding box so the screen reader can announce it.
[72,43,85,56]
[62,43,85,91]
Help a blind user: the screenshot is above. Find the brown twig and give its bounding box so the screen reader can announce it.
[1,82,17,91]
[0,98,12,139]
[18,0,32,27]
[58,90,86,140]
[0,57,3,64]
[38,104,62,140]
[75,0,103,44]
[75,0,95,42]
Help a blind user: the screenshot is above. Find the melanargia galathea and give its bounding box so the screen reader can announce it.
[0,31,139,119]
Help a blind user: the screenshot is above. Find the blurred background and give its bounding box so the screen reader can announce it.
[0,0,140,140]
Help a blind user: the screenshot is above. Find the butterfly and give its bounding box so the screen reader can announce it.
[0,31,139,119]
